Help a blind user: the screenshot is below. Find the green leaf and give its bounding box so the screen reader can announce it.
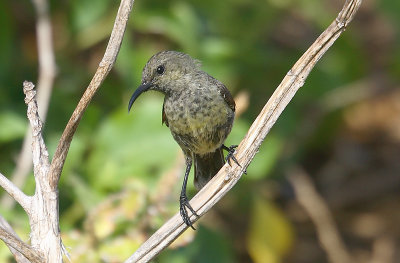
[87,95,179,191]
[99,236,142,263]
[246,134,283,179]
[226,119,283,179]
[0,111,27,142]
[247,198,294,263]
[159,226,236,263]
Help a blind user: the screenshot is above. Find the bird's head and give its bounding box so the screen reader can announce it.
[128,51,201,112]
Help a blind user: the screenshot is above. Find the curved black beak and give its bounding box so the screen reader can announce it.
[128,82,153,112]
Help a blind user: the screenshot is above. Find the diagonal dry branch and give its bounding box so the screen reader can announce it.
[0,215,44,263]
[0,172,30,212]
[126,0,363,262]
[48,0,135,190]
[0,226,43,263]
[0,215,34,263]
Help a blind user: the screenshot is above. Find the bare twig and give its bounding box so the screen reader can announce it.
[23,81,51,189]
[369,237,395,263]
[1,0,135,261]
[0,172,30,212]
[0,215,32,263]
[0,0,134,261]
[0,220,43,263]
[0,227,43,263]
[32,0,57,121]
[22,81,63,262]
[126,0,363,262]
[0,0,57,209]
[288,167,353,263]
[0,134,33,209]
[48,0,135,190]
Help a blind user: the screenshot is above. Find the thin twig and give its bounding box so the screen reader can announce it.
[48,0,135,190]
[0,0,57,209]
[0,215,33,263]
[0,225,43,263]
[0,135,33,209]
[369,237,395,263]
[126,0,363,262]
[287,167,353,263]
[23,81,51,190]
[32,0,57,121]
[0,172,30,212]
[1,0,135,261]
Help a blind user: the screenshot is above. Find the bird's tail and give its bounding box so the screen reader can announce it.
[193,147,225,190]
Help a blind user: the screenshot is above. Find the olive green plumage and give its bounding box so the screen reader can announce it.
[128,51,236,228]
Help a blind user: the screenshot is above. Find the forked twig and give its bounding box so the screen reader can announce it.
[0,0,57,210]
[48,0,135,189]
[0,0,135,261]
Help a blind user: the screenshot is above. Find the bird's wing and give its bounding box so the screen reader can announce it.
[217,81,236,113]
[206,73,235,112]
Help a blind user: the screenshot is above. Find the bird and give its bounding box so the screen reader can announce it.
[128,51,239,229]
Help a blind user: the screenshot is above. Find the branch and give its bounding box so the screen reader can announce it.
[0,0,57,210]
[287,167,353,263]
[369,237,395,263]
[23,81,51,191]
[0,172,30,212]
[0,215,39,263]
[32,0,57,121]
[23,81,64,262]
[0,228,43,263]
[0,219,43,263]
[126,0,363,262]
[2,0,133,261]
[48,0,135,190]
[0,135,33,209]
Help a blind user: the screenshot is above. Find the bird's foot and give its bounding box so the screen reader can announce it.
[179,193,199,230]
[222,144,241,167]
[223,144,247,174]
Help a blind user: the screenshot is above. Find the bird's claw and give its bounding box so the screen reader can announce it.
[179,194,198,230]
[223,144,241,167]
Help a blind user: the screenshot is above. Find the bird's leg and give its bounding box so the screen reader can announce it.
[222,144,241,167]
[180,157,199,230]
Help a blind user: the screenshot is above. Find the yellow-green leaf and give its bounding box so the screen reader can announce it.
[247,199,294,263]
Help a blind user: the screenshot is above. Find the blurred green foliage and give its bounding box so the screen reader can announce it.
[0,0,399,262]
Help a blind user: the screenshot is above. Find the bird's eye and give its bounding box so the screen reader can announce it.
[156,65,165,75]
